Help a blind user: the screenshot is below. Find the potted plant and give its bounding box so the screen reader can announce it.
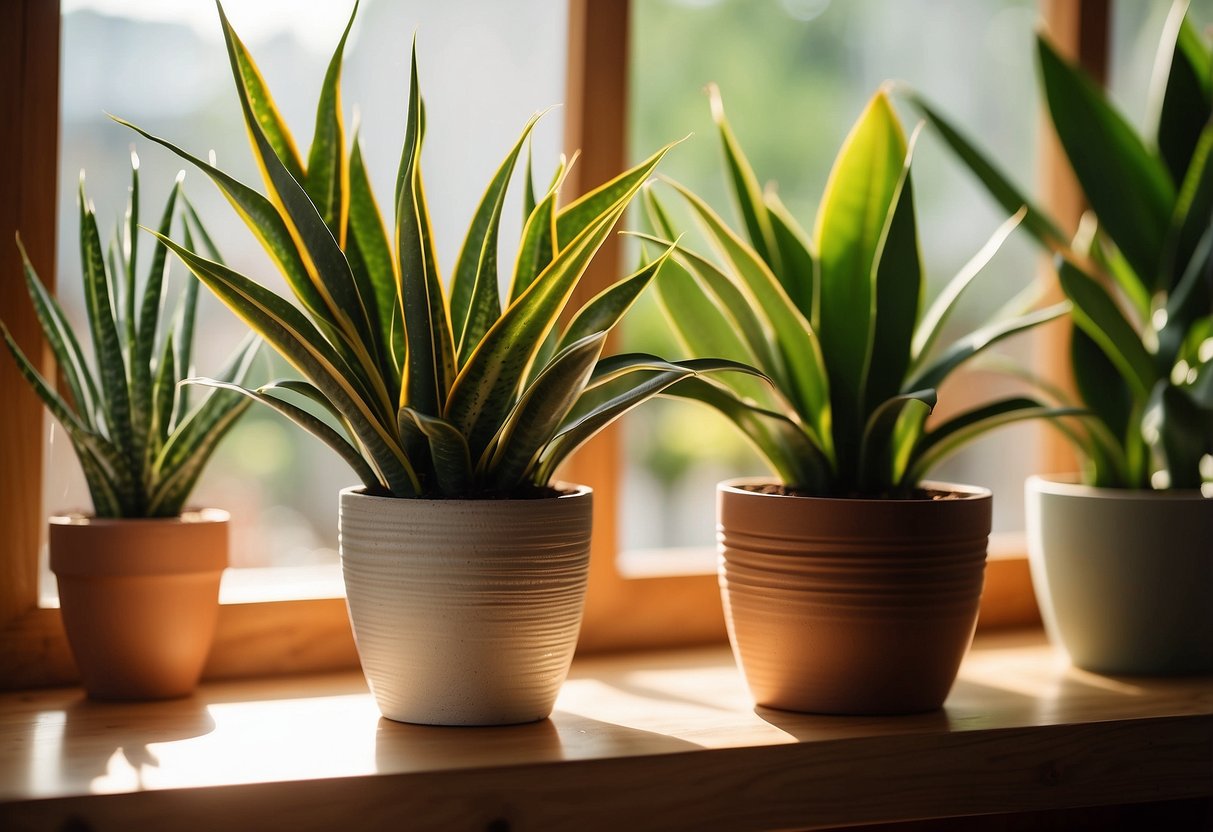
[904,5,1213,674]
[0,157,258,700]
[637,86,1074,714]
[117,4,743,725]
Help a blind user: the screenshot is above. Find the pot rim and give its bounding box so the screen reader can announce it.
[1027,473,1212,501]
[339,481,591,506]
[49,508,231,526]
[718,476,991,504]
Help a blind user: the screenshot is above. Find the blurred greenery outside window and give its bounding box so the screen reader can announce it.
[618,0,1210,567]
[46,0,1209,594]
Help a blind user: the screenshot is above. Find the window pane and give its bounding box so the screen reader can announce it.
[46,0,567,588]
[624,0,1045,559]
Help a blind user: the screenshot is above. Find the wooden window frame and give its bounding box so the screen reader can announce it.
[0,0,1108,689]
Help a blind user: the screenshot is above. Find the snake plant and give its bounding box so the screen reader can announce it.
[638,87,1076,499]
[905,2,1213,490]
[1,157,258,518]
[117,2,741,499]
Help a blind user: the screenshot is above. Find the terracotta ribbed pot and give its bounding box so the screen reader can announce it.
[1027,475,1213,675]
[49,510,228,700]
[339,485,592,726]
[718,478,991,715]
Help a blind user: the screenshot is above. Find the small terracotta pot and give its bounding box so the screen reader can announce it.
[50,510,228,700]
[1027,475,1213,675]
[339,484,592,726]
[718,478,991,715]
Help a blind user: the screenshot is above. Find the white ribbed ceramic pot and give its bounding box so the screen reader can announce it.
[339,484,592,726]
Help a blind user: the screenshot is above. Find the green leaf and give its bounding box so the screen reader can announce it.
[304,2,356,243]
[1161,124,1213,325]
[147,332,176,464]
[174,208,207,421]
[1,320,135,515]
[396,44,456,416]
[912,208,1026,366]
[660,375,831,492]
[646,240,778,411]
[130,173,184,482]
[146,338,260,516]
[1058,261,1157,400]
[123,155,138,356]
[537,362,696,484]
[348,134,398,387]
[1151,6,1213,185]
[554,138,681,247]
[219,6,386,416]
[116,117,334,331]
[763,187,816,320]
[14,236,100,427]
[399,407,472,497]
[148,396,254,517]
[906,397,1083,485]
[813,91,906,469]
[483,331,607,491]
[1088,227,1151,322]
[628,227,784,391]
[557,248,669,353]
[862,137,922,419]
[509,156,567,304]
[1071,324,1132,450]
[1161,221,1213,362]
[709,84,779,273]
[1177,316,1213,408]
[154,231,419,497]
[80,181,136,485]
[214,1,305,180]
[190,377,381,491]
[451,111,543,362]
[1144,381,1210,488]
[858,390,935,495]
[664,180,829,439]
[906,302,1069,393]
[584,353,766,396]
[901,88,1066,250]
[1038,33,1176,284]
[522,142,538,225]
[446,142,673,459]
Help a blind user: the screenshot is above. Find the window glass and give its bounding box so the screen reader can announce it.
[47,0,567,588]
[624,0,1046,560]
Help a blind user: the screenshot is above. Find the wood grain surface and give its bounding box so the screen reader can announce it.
[1,631,1209,831]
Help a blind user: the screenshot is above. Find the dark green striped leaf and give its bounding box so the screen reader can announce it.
[215,1,305,180]
[305,2,356,242]
[396,44,456,417]
[483,332,607,490]
[1039,33,1176,284]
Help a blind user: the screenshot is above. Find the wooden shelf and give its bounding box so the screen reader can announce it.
[1,630,1210,831]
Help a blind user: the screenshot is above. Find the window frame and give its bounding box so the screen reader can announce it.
[0,0,1107,690]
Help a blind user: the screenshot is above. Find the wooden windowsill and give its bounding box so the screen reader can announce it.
[1,630,1210,831]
